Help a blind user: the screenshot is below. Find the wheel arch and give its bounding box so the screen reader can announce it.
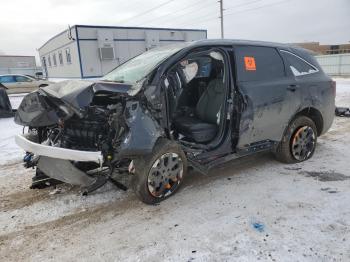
[293,107,323,136]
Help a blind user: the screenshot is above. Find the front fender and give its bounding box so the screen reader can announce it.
[118,101,164,157]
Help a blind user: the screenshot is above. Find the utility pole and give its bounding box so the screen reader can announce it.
[219,0,224,39]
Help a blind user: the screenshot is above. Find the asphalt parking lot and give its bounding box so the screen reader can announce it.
[0,79,349,262]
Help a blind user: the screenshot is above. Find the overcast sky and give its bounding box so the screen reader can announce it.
[0,0,349,60]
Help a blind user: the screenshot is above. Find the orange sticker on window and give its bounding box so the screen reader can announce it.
[244,56,256,71]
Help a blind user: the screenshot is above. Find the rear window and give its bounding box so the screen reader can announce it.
[235,46,285,82]
[196,57,212,78]
[0,76,15,83]
[280,50,318,76]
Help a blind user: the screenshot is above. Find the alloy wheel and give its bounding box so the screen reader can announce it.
[291,126,316,161]
[147,153,184,198]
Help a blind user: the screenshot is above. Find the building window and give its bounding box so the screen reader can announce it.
[65,48,72,64]
[42,57,46,67]
[58,51,63,65]
[53,53,57,66]
[48,55,52,67]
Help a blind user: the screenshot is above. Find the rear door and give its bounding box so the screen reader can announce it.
[234,45,299,149]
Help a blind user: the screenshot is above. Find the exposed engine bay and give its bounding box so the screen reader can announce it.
[46,99,125,153]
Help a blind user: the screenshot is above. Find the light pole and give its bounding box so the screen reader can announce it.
[219,0,224,39]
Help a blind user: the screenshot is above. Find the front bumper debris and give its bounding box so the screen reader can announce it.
[15,134,104,164]
[37,156,103,188]
[15,134,108,193]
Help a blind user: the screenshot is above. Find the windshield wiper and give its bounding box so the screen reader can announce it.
[101,79,125,83]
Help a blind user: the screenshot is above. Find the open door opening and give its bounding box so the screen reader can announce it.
[165,49,228,146]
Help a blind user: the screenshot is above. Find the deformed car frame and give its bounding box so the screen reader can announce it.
[15,40,335,204]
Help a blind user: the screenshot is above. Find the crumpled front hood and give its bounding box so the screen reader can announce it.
[41,80,134,112]
[14,80,135,127]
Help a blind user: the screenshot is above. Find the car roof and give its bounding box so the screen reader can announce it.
[187,39,307,52]
[190,39,295,48]
[0,74,32,77]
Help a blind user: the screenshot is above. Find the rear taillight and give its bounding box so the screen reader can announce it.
[331,80,336,96]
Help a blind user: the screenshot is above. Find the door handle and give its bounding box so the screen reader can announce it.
[287,84,299,92]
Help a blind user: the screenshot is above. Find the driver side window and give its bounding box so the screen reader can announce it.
[15,76,32,82]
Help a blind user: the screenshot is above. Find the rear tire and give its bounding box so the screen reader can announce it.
[131,139,187,204]
[275,116,317,163]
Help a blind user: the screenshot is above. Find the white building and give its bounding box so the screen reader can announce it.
[0,55,40,76]
[38,25,207,79]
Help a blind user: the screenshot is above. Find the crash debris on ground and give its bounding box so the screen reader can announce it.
[335,107,350,117]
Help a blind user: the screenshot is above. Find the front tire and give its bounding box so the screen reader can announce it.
[275,116,317,163]
[131,139,187,204]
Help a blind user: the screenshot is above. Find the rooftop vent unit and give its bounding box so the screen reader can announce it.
[99,47,115,60]
[97,30,115,60]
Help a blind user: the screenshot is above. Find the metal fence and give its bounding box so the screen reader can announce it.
[315,54,350,77]
[0,67,42,76]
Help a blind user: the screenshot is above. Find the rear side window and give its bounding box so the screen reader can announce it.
[235,46,285,82]
[280,50,318,76]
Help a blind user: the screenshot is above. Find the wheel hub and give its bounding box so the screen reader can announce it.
[147,153,183,198]
[291,126,316,161]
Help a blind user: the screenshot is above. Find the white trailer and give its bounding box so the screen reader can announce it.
[38,25,207,79]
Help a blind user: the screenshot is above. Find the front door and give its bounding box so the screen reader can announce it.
[13,75,37,93]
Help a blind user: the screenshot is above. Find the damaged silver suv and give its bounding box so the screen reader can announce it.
[15,40,335,204]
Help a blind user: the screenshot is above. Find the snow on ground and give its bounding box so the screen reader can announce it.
[0,117,23,166]
[0,78,349,261]
[0,94,25,166]
[335,78,350,107]
[8,94,26,110]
